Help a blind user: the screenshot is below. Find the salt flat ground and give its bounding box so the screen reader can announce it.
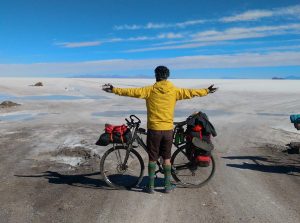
[0,78,299,223]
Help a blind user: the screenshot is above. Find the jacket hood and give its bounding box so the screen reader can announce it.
[153,80,174,94]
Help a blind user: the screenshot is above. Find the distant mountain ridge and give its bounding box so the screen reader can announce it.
[70,74,152,78]
[69,74,300,79]
[272,75,300,80]
[285,75,300,80]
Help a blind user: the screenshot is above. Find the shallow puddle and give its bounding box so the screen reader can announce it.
[0,94,108,101]
[257,112,288,117]
[0,94,14,101]
[176,109,233,117]
[0,113,48,122]
[92,109,233,118]
[0,113,34,121]
[92,110,146,117]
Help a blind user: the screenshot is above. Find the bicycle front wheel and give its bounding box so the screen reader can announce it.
[100,146,145,189]
[171,145,215,188]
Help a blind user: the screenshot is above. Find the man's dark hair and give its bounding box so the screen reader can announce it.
[155,66,170,81]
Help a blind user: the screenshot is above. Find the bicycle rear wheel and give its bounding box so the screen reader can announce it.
[171,145,215,188]
[100,146,145,189]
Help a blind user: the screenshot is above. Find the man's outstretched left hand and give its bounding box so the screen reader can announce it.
[208,84,218,94]
[102,84,114,93]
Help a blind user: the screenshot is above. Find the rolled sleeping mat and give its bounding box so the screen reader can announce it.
[192,137,214,152]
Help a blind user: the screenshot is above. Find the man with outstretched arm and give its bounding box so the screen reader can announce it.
[102,66,217,193]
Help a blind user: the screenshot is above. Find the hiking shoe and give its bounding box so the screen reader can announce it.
[144,186,155,194]
[164,184,176,194]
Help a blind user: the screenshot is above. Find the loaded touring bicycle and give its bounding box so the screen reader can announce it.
[96,112,216,189]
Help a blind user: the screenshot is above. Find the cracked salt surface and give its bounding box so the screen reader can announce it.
[49,156,83,167]
[47,136,100,167]
[92,109,233,118]
[272,124,300,134]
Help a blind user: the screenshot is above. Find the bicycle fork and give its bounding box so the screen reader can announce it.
[113,144,133,171]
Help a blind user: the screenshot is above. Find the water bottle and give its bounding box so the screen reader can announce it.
[180,134,184,143]
[178,127,185,144]
[175,133,180,144]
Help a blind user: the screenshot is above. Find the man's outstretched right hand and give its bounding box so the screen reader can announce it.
[102,84,114,93]
[208,84,218,94]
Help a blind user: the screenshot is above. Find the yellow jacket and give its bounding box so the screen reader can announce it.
[112,80,209,130]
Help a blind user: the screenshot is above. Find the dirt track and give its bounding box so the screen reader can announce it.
[0,79,300,223]
[0,122,299,223]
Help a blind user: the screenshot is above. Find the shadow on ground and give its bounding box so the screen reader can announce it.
[15,171,165,192]
[222,155,300,176]
[15,171,111,189]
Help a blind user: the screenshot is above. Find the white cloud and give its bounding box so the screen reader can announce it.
[113,5,300,32]
[133,23,300,51]
[192,24,300,42]
[221,10,273,22]
[241,45,300,53]
[106,32,184,42]
[55,41,101,48]
[173,19,206,28]
[157,32,184,39]
[275,4,300,17]
[145,22,168,29]
[127,33,184,41]
[55,32,184,48]
[114,19,205,30]
[126,42,220,52]
[2,52,300,76]
[221,4,300,22]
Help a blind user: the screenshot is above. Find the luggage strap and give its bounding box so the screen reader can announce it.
[105,124,127,143]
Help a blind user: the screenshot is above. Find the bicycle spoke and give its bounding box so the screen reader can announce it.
[114,149,122,165]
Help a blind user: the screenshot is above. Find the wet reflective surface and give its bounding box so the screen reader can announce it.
[257,112,288,117]
[0,113,48,122]
[92,109,233,118]
[0,94,108,101]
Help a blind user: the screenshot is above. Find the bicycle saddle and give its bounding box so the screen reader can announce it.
[192,137,214,152]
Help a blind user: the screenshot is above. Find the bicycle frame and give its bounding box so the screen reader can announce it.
[118,121,184,176]
[100,114,215,189]
[114,122,148,169]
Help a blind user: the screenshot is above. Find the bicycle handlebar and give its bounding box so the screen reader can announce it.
[126,115,141,127]
[130,115,141,124]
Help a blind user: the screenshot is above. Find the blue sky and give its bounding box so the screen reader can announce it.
[1,0,300,78]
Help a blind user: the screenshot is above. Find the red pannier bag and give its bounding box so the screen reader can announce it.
[96,124,132,146]
[186,124,213,166]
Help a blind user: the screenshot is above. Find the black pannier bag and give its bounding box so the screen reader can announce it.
[185,112,217,157]
[95,124,132,146]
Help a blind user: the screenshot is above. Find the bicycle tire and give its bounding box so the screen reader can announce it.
[171,145,215,188]
[100,146,145,189]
